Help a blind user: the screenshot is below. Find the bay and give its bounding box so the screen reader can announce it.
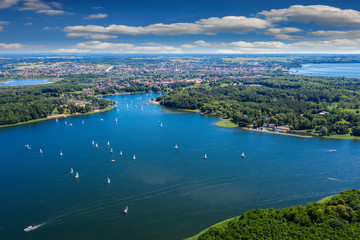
[0,79,53,87]
[291,63,360,78]
[1,93,360,240]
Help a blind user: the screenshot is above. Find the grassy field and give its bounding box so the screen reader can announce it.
[214,119,238,128]
[324,134,360,140]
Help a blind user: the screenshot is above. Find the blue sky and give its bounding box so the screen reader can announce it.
[1,0,360,53]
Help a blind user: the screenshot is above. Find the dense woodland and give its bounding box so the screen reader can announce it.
[157,75,360,136]
[0,79,113,125]
[195,189,360,240]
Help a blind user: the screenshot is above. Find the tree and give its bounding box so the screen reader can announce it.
[320,126,329,136]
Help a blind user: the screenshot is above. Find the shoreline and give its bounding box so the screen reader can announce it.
[242,127,313,138]
[0,105,115,128]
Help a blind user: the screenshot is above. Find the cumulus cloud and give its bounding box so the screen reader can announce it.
[0,43,25,49]
[181,40,212,48]
[310,30,360,38]
[52,48,91,53]
[0,0,20,9]
[84,13,108,20]
[0,0,66,14]
[260,5,360,26]
[265,27,303,40]
[0,20,9,31]
[42,26,60,30]
[66,32,117,40]
[64,16,270,36]
[73,41,183,53]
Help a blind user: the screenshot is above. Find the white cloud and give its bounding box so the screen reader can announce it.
[42,26,60,30]
[73,41,183,53]
[36,9,64,15]
[181,40,212,48]
[0,0,20,9]
[64,16,270,36]
[24,22,32,25]
[260,5,360,26]
[0,20,9,25]
[273,34,302,40]
[310,30,360,38]
[0,43,25,49]
[52,48,91,53]
[84,13,108,20]
[66,32,117,40]
[265,27,302,35]
[92,6,103,10]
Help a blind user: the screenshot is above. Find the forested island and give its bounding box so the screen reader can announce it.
[157,75,360,139]
[188,189,360,240]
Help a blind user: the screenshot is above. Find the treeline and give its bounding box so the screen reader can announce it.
[157,76,360,136]
[0,81,113,125]
[196,189,360,240]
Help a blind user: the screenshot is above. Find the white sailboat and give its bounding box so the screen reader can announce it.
[92,140,95,145]
[115,118,118,123]
[82,120,84,124]
[124,206,128,214]
[141,106,143,111]
[175,144,178,150]
[107,141,110,146]
[60,150,63,156]
[204,154,208,159]
[110,148,113,153]
[241,152,245,158]
[65,121,67,125]
[70,168,74,174]
[95,143,98,148]
[160,123,163,128]
[56,118,58,122]
[133,155,136,160]
[119,151,123,156]
[39,149,43,154]
[107,177,111,184]
[101,118,103,121]
[75,172,79,179]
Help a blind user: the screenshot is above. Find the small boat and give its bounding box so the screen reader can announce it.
[95,143,98,148]
[241,152,245,158]
[115,118,118,122]
[204,154,208,159]
[65,121,67,125]
[107,177,111,184]
[101,118,103,121]
[124,206,128,214]
[175,144,178,150]
[141,106,143,111]
[25,144,29,148]
[119,151,123,156]
[92,140,95,145]
[111,159,116,163]
[160,123,163,128]
[82,120,84,124]
[329,149,337,152]
[60,151,63,156]
[158,121,161,123]
[39,149,43,154]
[70,168,74,174]
[69,123,73,126]
[56,118,58,122]
[110,148,113,153]
[107,141,110,146]
[24,226,34,232]
[75,172,79,179]
[133,155,136,160]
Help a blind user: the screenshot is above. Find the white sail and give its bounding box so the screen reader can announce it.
[70,168,73,174]
[204,154,207,159]
[75,172,79,179]
[39,149,43,154]
[110,148,113,153]
[95,143,98,148]
[133,155,136,160]
[241,152,245,157]
[119,151,123,156]
[60,151,63,156]
[175,144,178,150]
[124,206,128,214]
[107,177,111,184]
[107,141,110,146]
[92,140,94,145]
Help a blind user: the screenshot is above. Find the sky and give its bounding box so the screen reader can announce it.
[1,0,360,54]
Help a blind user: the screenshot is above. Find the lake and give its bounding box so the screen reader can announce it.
[1,93,360,240]
[0,79,53,87]
[291,63,360,78]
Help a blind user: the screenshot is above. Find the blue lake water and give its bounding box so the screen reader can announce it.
[291,63,360,78]
[1,93,360,240]
[0,79,53,87]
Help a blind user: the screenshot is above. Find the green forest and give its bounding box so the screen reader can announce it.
[191,189,360,240]
[0,79,113,126]
[157,75,360,137]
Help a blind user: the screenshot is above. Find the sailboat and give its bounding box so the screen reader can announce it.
[241,152,245,158]
[75,172,79,179]
[133,155,136,160]
[82,120,84,124]
[160,123,163,128]
[107,141,110,146]
[119,151,123,156]
[110,148,113,153]
[92,140,94,145]
[95,143,98,148]
[124,206,128,214]
[107,177,111,184]
[56,118,58,122]
[175,144,178,150]
[115,118,118,123]
[141,106,143,111]
[60,150,63,156]
[101,118,103,121]
[39,149,43,154]
[70,168,74,174]
[204,154,208,159]
[65,121,67,125]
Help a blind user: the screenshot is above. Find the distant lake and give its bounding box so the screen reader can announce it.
[0,79,53,87]
[1,93,360,240]
[291,63,360,78]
